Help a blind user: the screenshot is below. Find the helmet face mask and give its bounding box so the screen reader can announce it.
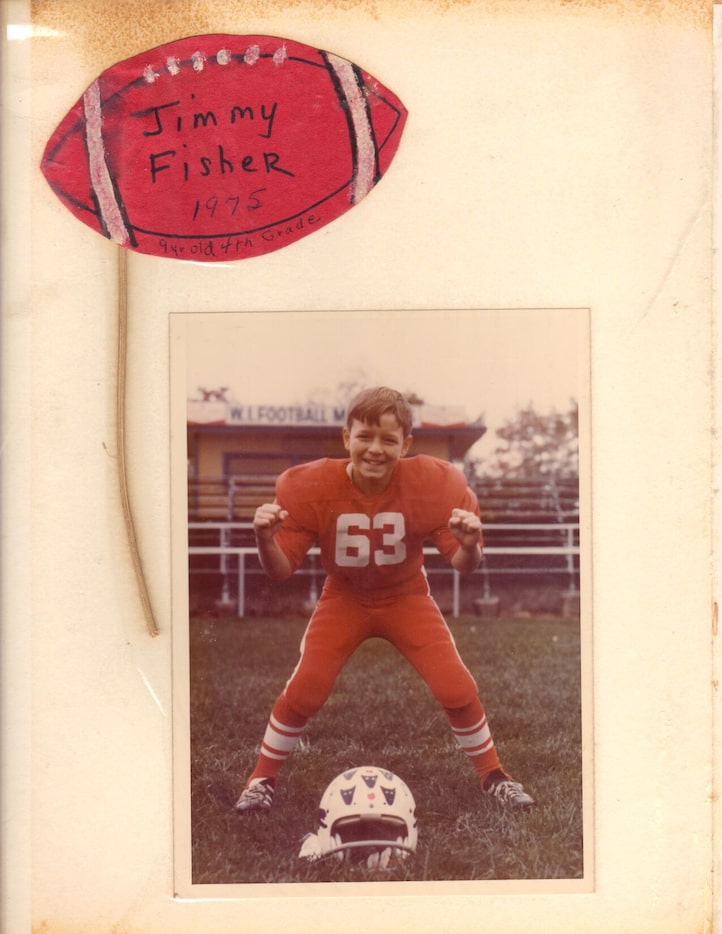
[315,766,418,863]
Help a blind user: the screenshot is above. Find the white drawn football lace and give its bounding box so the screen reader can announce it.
[142,44,289,82]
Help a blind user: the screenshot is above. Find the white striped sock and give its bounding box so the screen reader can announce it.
[260,713,305,762]
[452,715,495,758]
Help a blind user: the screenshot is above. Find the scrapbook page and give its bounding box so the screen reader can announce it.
[1,0,715,931]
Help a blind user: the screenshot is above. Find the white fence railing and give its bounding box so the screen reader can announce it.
[188,522,580,618]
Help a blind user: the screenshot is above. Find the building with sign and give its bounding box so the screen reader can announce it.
[187,395,487,520]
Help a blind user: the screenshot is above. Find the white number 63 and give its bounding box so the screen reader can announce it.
[335,512,407,567]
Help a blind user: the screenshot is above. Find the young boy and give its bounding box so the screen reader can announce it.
[235,387,534,813]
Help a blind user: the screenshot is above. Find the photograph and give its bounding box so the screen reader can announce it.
[173,308,592,892]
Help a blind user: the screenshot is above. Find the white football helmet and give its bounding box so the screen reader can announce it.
[312,766,417,862]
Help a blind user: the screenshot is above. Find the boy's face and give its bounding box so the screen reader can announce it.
[343,413,412,494]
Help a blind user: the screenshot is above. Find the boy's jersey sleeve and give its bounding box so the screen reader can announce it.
[271,465,320,573]
[427,467,483,564]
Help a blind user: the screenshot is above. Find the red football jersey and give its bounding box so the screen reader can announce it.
[273,454,481,597]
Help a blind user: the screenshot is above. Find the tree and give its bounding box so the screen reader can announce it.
[306,375,425,410]
[472,401,579,481]
[305,368,369,409]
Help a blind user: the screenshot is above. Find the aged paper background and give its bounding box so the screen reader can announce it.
[1,0,715,932]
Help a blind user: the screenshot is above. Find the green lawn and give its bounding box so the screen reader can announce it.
[188,615,585,884]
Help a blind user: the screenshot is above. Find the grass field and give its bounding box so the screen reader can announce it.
[188,614,585,885]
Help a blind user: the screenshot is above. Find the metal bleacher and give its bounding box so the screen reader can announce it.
[188,474,278,523]
[187,471,581,617]
[474,475,579,549]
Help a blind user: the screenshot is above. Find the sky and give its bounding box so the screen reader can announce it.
[182,308,587,454]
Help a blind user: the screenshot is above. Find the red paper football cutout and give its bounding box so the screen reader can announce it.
[41,35,407,261]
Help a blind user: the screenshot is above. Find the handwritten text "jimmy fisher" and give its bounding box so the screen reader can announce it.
[130,97,296,182]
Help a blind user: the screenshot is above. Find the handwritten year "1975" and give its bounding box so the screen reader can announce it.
[192,189,266,220]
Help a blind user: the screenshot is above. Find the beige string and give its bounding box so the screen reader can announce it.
[117,250,159,636]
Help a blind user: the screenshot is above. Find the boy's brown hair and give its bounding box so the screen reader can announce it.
[345,387,414,438]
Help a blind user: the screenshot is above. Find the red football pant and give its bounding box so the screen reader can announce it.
[247,591,502,783]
